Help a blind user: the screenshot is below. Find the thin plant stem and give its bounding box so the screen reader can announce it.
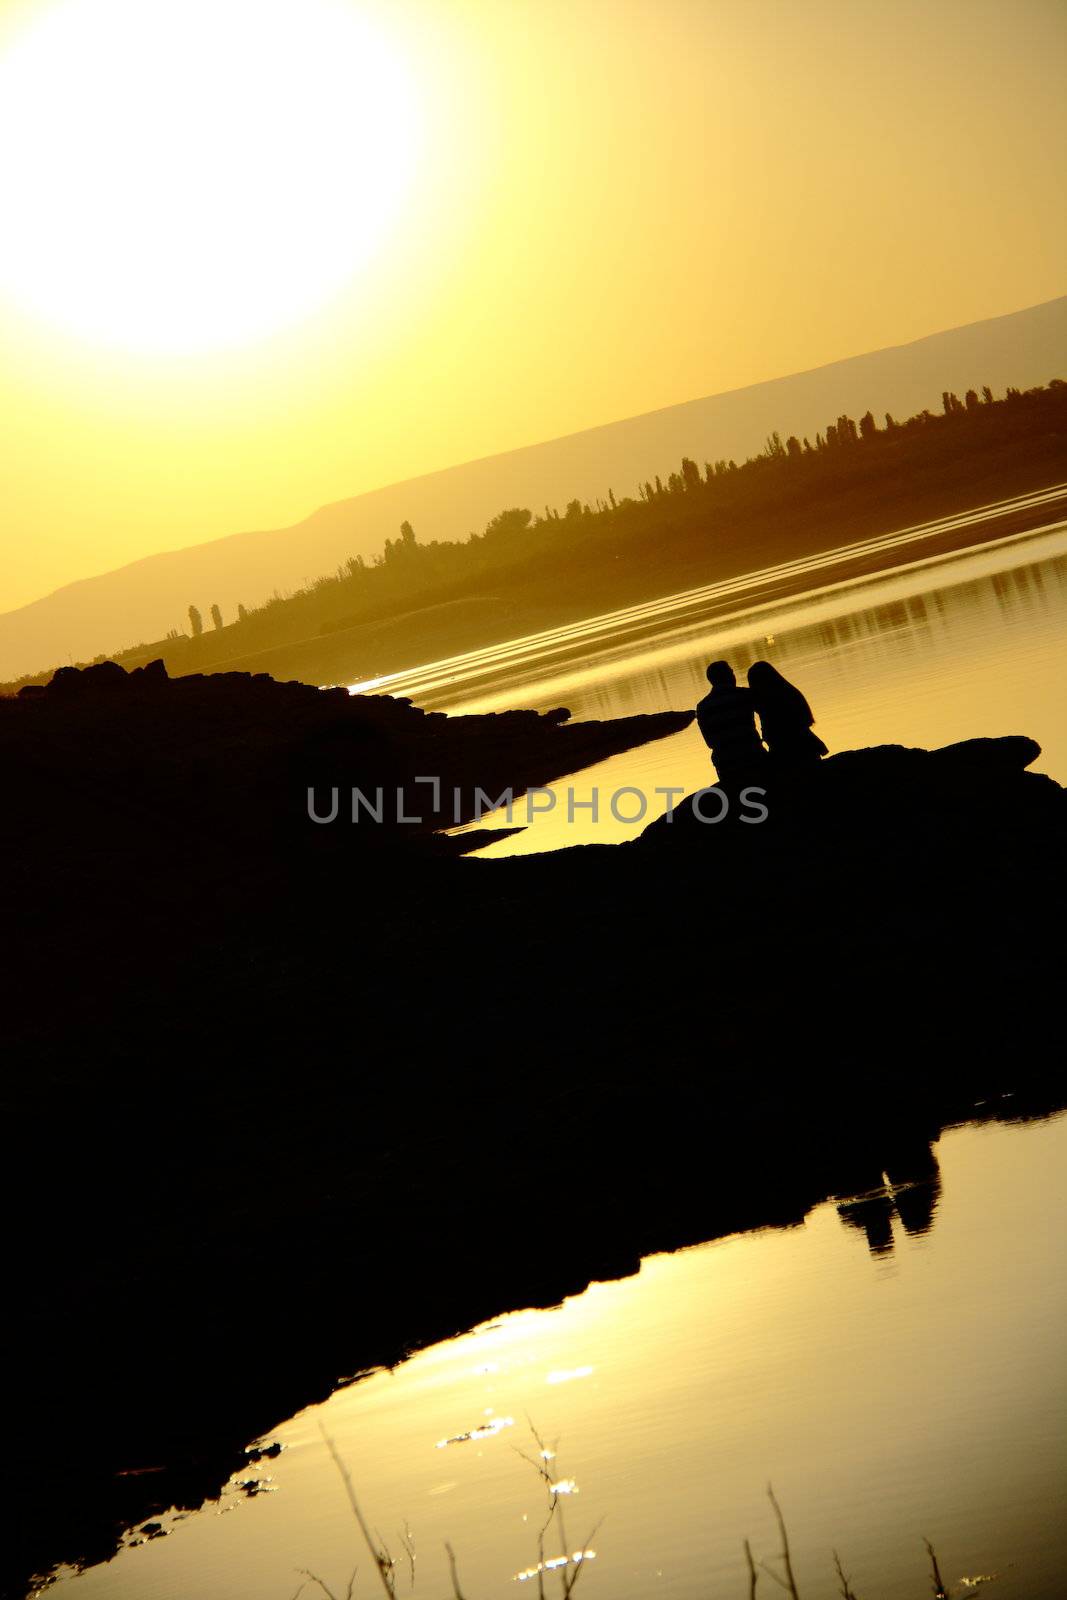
[293,1570,346,1600]
[768,1486,801,1600]
[318,1424,397,1599]
[399,1521,416,1590]
[924,1538,948,1599]
[832,1550,858,1600]
[744,1539,759,1600]
[444,1540,467,1600]
[563,1520,602,1598]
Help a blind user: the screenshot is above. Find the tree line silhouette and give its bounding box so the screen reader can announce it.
[6,378,1066,691]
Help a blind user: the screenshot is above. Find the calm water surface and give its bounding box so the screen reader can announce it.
[61,1116,1067,1599]
[56,495,1067,1598]
[353,491,1067,854]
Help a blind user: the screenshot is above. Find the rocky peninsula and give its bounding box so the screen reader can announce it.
[1,664,1063,1596]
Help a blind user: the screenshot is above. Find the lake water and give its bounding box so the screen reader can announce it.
[58,1114,1067,1600]
[353,487,1067,855]
[52,492,1067,1599]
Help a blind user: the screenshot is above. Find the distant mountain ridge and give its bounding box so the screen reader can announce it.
[1,294,1065,679]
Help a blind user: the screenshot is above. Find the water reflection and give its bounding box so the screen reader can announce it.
[38,505,1067,1600]
[429,522,1067,853]
[837,1179,939,1256]
[837,1141,942,1256]
[514,1549,597,1585]
[436,1416,514,1448]
[557,542,1067,732]
[56,1112,1067,1600]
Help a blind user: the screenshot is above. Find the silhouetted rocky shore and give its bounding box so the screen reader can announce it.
[1,665,1064,1596]
[5,657,692,849]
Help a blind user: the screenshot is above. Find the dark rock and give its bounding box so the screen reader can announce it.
[129,658,169,685]
[929,734,1040,771]
[42,661,130,696]
[245,1441,283,1461]
[82,661,128,688]
[3,664,689,851]
[46,664,85,694]
[636,737,1059,847]
[0,669,1062,1598]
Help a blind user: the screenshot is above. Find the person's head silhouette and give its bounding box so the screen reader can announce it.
[747,660,785,691]
[705,660,736,690]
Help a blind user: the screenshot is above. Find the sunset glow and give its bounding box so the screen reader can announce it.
[0,0,1064,617]
[3,2,1066,1594]
[0,0,422,353]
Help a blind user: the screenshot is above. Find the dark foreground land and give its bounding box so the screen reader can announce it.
[2,664,1065,1596]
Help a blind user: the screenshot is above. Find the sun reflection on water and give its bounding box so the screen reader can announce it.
[51,1118,1067,1600]
[514,1549,598,1584]
[435,1415,515,1448]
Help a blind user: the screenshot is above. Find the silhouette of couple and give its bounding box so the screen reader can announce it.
[696,659,827,782]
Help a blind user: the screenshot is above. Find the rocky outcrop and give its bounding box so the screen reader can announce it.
[637,734,1059,845]
[3,659,692,853]
[1,669,1064,1598]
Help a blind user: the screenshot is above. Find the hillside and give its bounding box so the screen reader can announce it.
[1,294,1065,680]
[6,378,1066,697]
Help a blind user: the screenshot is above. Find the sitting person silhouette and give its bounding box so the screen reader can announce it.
[747,660,828,769]
[695,660,767,783]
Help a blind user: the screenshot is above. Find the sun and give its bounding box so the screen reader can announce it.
[0,0,422,355]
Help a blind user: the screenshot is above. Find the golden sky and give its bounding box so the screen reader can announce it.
[1,0,1064,613]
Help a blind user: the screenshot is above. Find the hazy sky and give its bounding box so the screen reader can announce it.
[1,0,1064,612]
